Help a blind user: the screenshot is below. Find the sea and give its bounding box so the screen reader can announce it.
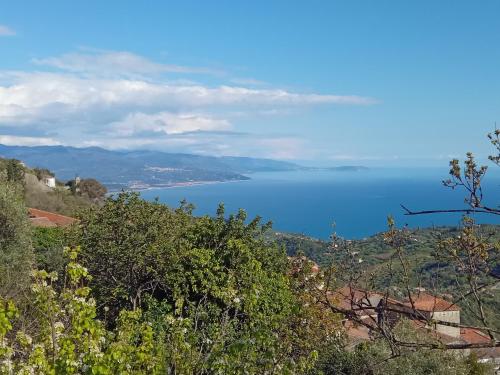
[139,168,500,240]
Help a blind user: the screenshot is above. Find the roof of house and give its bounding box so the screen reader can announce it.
[403,292,459,312]
[409,319,464,345]
[328,286,384,316]
[29,217,58,228]
[28,208,77,227]
[460,328,491,345]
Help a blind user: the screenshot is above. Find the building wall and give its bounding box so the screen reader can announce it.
[43,177,56,188]
[432,310,460,337]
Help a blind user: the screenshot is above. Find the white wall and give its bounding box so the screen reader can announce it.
[432,310,460,337]
[43,177,56,188]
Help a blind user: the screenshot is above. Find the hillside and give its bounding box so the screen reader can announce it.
[0,157,99,216]
[23,175,94,216]
[0,145,304,190]
[275,226,500,330]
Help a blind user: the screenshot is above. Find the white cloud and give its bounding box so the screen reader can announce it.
[230,77,267,86]
[33,50,222,77]
[80,131,308,160]
[0,25,15,36]
[111,112,231,136]
[0,135,60,146]
[0,72,375,120]
[0,71,375,130]
[0,50,377,158]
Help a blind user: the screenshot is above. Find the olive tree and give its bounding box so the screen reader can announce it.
[0,182,33,299]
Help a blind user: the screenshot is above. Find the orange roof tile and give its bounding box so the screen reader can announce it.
[460,328,491,345]
[29,217,58,228]
[28,208,77,227]
[329,286,384,315]
[403,292,459,312]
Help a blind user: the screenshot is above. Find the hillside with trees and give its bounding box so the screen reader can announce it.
[0,157,105,216]
[0,130,498,373]
[0,145,304,190]
[275,224,500,332]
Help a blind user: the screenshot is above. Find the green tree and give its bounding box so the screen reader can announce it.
[0,181,33,299]
[33,167,54,181]
[69,192,329,373]
[5,159,25,185]
[0,247,166,374]
[32,226,66,279]
[79,178,107,200]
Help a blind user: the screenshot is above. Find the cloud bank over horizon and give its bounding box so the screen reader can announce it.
[0,49,376,160]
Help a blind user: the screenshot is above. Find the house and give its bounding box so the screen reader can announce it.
[379,291,461,337]
[329,286,384,320]
[42,176,56,188]
[331,286,498,369]
[28,208,77,227]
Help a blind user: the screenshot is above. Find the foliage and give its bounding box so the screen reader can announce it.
[24,182,93,216]
[0,181,33,300]
[78,178,107,200]
[33,167,54,180]
[276,224,500,333]
[66,192,333,373]
[1,131,498,372]
[0,156,102,216]
[314,321,493,375]
[0,247,166,374]
[32,227,67,279]
[6,159,25,185]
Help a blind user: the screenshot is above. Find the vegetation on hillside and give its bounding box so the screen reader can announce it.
[0,180,33,300]
[276,223,500,332]
[0,130,498,373]
[0,157,104,216]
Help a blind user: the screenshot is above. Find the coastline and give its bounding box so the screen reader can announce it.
[107,178,248,194]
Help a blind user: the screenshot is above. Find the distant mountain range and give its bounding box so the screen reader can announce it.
[0,145,304,190]
[0,145,369,190]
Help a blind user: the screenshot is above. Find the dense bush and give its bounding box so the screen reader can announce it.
[63,192,336,373]
[0,247,166,374]
[0,181,33,300]
[313,322,492,375]
[78,178,107,200]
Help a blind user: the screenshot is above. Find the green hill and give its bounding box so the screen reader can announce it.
[0,157,97,216]
[274,225,500,331]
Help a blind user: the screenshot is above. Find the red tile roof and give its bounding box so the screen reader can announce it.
[411,320,492,346]
[403,292,459,312]
[28,208,77,227]
[329,286,384,316]
[29,217,57,228]
[460,328,491,345]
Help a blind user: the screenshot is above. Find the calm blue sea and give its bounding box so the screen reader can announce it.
[140,168,500,240]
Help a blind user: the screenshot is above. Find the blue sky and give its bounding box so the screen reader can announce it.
[0,1,499,165]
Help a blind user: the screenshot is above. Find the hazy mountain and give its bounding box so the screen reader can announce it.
[0,145,302,190]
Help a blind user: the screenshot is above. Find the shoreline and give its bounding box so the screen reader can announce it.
[107,178,248,194]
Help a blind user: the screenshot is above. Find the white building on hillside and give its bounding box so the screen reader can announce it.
[42,176,56,188]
